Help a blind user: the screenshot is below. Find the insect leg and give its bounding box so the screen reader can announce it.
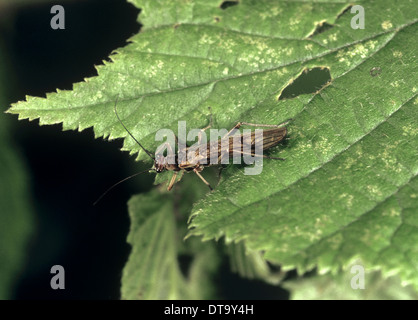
[193,168,213,190]
[167,170,185,191]
[222,122,242,139]
[240,118,293,128]
[193,108,213,163]
[201,107,213,131]
[167,171,178,191]
[198,127,210,144]
[277,118,293,127]
[239,122,281,128]
[221,121,269,140]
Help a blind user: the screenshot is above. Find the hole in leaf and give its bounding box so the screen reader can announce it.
[214,16,220,22]
[337,5,352,19]
[309,21,334,37]
[278,67,331,100]
[220,1,239,10]
[307,5,352,38]
[178,254,193,278]
[370,67,382,77]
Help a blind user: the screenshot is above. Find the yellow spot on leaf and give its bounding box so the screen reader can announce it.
[285,47,294,56]
[328,33,338,42]
[305,43,313,51]
[390,81,400,88]
[199,34,216,45]
[381,21,393,30]
[392,51,403,58]
[389,208,400,217]
[402,124,417,136]
[367,185,383,197]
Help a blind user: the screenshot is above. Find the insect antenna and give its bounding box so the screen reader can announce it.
[93,168,153,206]
[113,98,155,160]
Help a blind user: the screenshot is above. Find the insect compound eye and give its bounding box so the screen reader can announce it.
[154,159,165,173]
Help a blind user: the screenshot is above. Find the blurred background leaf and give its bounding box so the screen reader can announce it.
[0,38,34,300]
[121,174,219,300]
[0,0,147,299]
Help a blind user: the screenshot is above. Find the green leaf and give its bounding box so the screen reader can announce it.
[121,175,219,300]
[6,0,417,291]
